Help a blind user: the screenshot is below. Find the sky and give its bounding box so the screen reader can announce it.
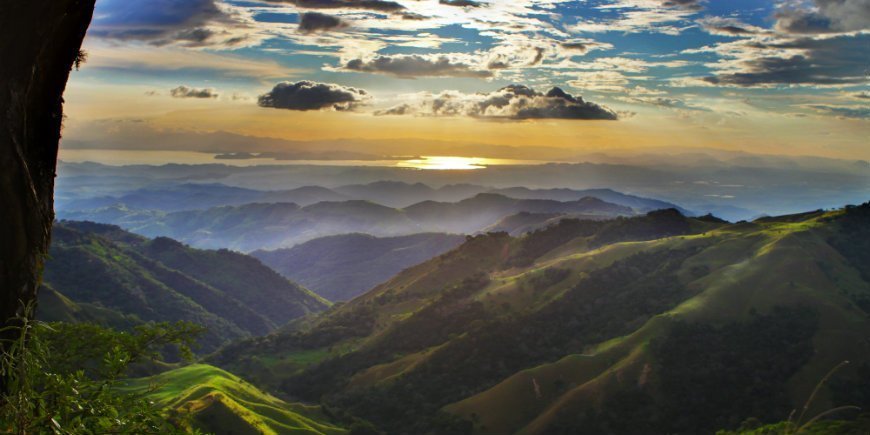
[62,0,870,163]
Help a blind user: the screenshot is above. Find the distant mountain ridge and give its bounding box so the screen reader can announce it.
[61,193,636,251]
[39,221,328,352]
[58,181,685,215]
[253,233,467,301]
[58,183,350,212]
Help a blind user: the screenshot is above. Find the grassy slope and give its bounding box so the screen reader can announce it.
[446,210,870,434]
[120,364,346,435]
[37,284,142,330]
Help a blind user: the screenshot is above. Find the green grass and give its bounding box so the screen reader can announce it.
[120,364,346,434]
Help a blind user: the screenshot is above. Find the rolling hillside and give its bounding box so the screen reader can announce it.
[210,204,870,434]
[254,233,467,301]
[119,364,347,434]
[40,221,329,352]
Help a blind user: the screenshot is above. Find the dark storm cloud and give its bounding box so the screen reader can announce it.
[262,0,406,13]
[257,81,370,111]
[377,85,618,120]
[775,0,870,34]
[703,34,869,87]
[299,12,347,33]
[342,55,493,79]
[170,86,219,98]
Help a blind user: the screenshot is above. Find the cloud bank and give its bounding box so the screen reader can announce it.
[376,85,618,120]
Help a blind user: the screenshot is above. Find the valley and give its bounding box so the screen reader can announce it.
[40,170,870,434]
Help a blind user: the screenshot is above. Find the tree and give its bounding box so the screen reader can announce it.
[0,0,97,393]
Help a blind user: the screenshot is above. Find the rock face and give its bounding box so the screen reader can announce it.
[0,0,96,389]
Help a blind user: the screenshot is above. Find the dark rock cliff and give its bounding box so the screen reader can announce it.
[0,0,96,389]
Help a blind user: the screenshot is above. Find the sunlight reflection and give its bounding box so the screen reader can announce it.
[397,156,489,170]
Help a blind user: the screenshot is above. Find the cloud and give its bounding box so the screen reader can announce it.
[803,104,870,119]
[614,95,710,111]
[376,85,618,120]
[568,71,632,92]
[698,16,766,36]
[571,0,703,35]
[258,80,371,111]
[374,104,415,115]
[339,54,494,78]
[299,12,348,33]
[559,39,613,54]
[775,0,870,34]
[82,43,302,81]
[89,0,263,48]
[262,0,406,13]
[170,86,219,98]
[660,0,703,9]
[701,34,869,87]
[439,0,484,7]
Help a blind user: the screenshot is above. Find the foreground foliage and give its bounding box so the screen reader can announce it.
[0,317,201,434]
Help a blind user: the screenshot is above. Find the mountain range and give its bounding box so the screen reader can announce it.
[55,159,870,221]
[39,221,328,352]
[57,180,685,214]
[60,193,636,251]
[207,203,870,434]
[253,233,467,302]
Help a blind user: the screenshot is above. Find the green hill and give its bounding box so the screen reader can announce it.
[253,233,466,301]
[37,284,141,330]
[210,204,870,434]
[40,221,329,352]
[119,364,347,435]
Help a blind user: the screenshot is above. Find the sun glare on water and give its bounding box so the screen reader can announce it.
[398,156,489,170]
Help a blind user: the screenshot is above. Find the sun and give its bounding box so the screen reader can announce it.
[397,156,488,170]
